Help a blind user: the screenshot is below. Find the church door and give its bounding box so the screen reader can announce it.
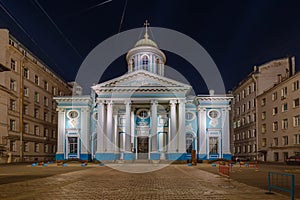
[137,137,149,159]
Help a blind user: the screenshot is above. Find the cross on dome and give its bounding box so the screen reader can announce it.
[144,20,150,39]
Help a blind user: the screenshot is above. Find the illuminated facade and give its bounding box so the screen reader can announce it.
[55,26,232,161]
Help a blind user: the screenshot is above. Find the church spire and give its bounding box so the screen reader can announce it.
[144,20,150,39]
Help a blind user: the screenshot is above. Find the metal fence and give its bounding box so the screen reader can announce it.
[268,171,295,200]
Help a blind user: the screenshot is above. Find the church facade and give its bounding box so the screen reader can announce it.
[54,27,232,162]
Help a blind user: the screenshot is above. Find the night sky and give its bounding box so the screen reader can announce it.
[1,0,300,94]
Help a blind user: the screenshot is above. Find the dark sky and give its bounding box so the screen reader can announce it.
[1,0,300,94]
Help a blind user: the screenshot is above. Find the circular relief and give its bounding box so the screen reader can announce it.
[67,110,79,119]
[185,111,195,121]
[137,109,149,119]
[208,110,220,119]
[92,112,98,121]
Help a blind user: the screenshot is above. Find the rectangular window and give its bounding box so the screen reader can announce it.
[262,112,266,120]
[293,98,299,108]
[23,104,28,115]
[52,130,56,138]
[9,119,16,131]
[262,138,267,147]
[293,115,300,127]
[23,68,29,79]
[261,98,266,106]
[283,136,288,145]
[294,134,300,144]
[24,142,29,152]
[272,92,277,101]
[274,152,279,161]
[44,128,48,137]
[282,119,288,129]
[44,112,48,121]
[44,81,48,90]
[10,140,16,152]
[273,138,278,146]
[24,87,29,97]
[34,92,39,103]
[10,79,16,91]
[273,121,278,131]
[34,125,39,135]
[209,137,219,154]
[273,107,278,115]
[10,99,16,110]
[44,144,48,153]
[52,144,56,153]
[43,96,48,106]
[282,103,288,112]
[242,104,246,112]
[23,123,29,133]
[52,87,56,95]
[34,75,39,85]
[253,144,257,152]
[34,143,39,152]
[10,59,16,71]
[281,87,287,99]
[247,101,251,110]
[34,108,39,118]
[292,80,299,91]
[252,129,256,137]
[262,124,266,133]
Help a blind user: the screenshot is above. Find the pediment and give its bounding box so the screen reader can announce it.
[92,70,191,91]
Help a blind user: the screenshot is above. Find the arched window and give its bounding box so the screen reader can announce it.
[130,59,135,71]
[142,56,149,70]
[156,58,160,73]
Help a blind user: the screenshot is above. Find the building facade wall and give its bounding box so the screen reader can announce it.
[257,72,300,162]
[0,29,72,163]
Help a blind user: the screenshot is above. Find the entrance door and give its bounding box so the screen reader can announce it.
[68,137,78,159]
[137,137,149,159]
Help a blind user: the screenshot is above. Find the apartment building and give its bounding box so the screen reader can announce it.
[231,57,295,161]
[257,72,300,162]
[0,29,72,163]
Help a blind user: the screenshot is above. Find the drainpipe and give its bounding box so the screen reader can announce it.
[19,54,25,162]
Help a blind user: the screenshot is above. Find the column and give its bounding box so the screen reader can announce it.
[198,107,206,155]
[178,99,186,152]
[57,108,65,154]
[125,100,131,152]
[106,100,113,152]
[96,100,105,153]
[222,108,231,155]
[169,100,177,152]
[81,108,90,154]
[113,114,118,152]
[151,100,158,152]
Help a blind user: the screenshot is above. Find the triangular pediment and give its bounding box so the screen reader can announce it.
[92,70,191,93]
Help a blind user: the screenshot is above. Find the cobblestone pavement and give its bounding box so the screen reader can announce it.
[0,164,290,200]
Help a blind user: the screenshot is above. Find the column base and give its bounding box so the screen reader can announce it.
[150,152,160,160]
[95,153,120,161]
[166,153,187,161]
[80,153,92,161]
[56,153,65,161]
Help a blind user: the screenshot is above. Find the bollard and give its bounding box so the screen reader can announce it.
[187,163,193,166]
[31,163,37,167]
[42,163,48,167]
[81,163,86,167]
[62,163,67,167]
[99,163,104,166]
[212,163,217,167]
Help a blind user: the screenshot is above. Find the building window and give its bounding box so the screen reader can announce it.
[293,98,299,108]
[247,101,251,110]
[294,134,300,144]
[43,96,48,106]
[34,143,39,152]
[273,107,278,115]
[248,85,252,94]
[273,138,278,146]
[23,104,28,115]
[262,112,266,120]
[23,68,29,79]
[281,87,287,99]
[262,138,267,147]
[209,137,218,154]
[282,103,288,112]
[52,86,56,95]
[44,112,48,121]
[252,129,256,137]
[34,125,39,135]
[44,81,48,90]
[282,119,288,130]
[262,124,266,133]
[10,99,16,111]
[261,98,266,106]
[142,55,149,70]
[52,144,56,153]
[293,115,300,127]
[52,130,56,138]
[24,87,29,97]
[273,121,278,131]
[34,75,39,85]
[44,128,48,137]
[283,136,288,145]
[10,140,16,152]
[272,92,277,101]
[44,144,48,153]
[9,119,16,131]
[10,59,16,71]
[10,79,16,91]
[274,152,279,162]
[34,92,39,103]
[23,123,29,133]
[253,144,257,152]
[242,104,246,112]
[34,108,39,118]
[292,80,299,91]
[248,145,252,153]
[24,142,29,152]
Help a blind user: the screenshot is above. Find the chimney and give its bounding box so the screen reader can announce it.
[290,56,296,76]
[277,74,282,83]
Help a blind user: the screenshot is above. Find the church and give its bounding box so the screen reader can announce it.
[54,23,232,162]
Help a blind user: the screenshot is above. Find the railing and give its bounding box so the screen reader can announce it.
[268,172,295,200]
[219,164,230,177]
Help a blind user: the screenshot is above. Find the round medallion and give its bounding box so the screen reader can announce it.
[137,109,149,119]
[208,110,220,119]
[67,110,79,119]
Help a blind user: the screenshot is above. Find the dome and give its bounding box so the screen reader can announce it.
[134,38,158,48]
